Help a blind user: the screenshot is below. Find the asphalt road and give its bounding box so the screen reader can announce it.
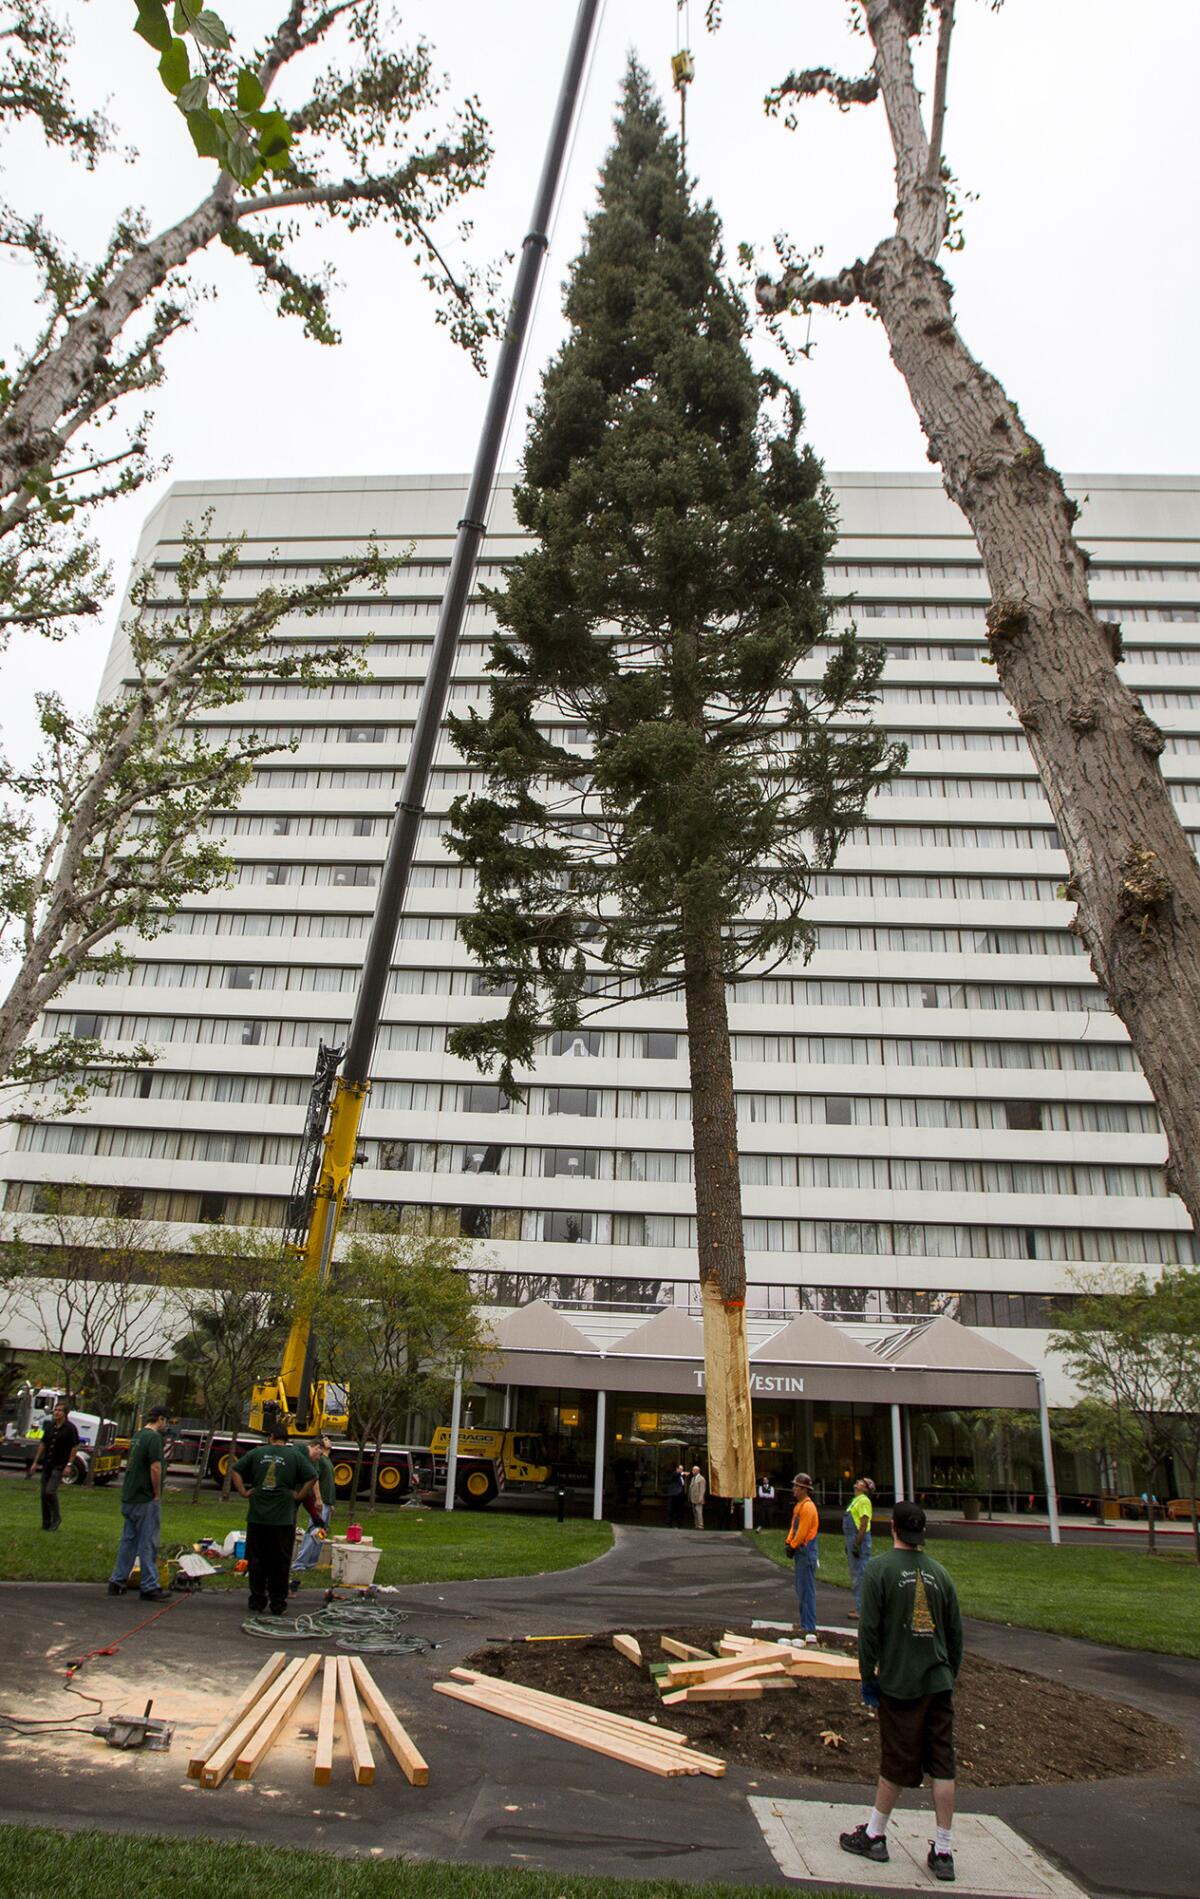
[0,1527,1196,1896]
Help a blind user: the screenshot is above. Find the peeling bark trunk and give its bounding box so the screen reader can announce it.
[866,234,1200,1233]
[683,923,756,1499]
[760,0,1200,1238]
[0,185,232,503]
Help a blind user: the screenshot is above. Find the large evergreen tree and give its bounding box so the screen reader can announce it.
[447,63,903,1495]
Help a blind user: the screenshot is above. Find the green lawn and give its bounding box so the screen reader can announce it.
[2,1828,865,1899]
[0,1480,611,1586]
[749,1528,1200,1657]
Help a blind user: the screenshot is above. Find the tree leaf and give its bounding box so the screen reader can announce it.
[177,75,210,113]
[235,68,265,112]
[157,37,191,98]
[191,8,232,50]
[172,0,199,29]
[255,110,291,161]
[186,109,222,161]
[134,4,172,54]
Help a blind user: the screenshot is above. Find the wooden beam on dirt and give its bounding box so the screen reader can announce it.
[200,1657,308,1789]
[663,1681,765,1704]
[233,1653,322,1782]
[313,1655,339,1787]
[434,1679,725,1778]
[449,1669,696,1751]
[349,1656,429,1787]
[336,1655,376,1786]
[612,1633,643,1669]
[188,1651,288,1779]
[659,1637,713,1662]
[662,1651,786,1689]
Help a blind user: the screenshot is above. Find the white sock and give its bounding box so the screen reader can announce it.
[867,1809,889,1838]
[935,1827,953,1854]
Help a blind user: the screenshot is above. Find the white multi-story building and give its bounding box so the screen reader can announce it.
[4,471,1197,1502]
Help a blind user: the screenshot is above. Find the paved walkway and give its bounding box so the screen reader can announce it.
[0,1528,1196,1896]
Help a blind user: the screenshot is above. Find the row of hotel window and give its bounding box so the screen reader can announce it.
[152,557,1200,586]
[154,640,1200,700]
[159,869,1082,904]
[159,910,1082,948]
[48,1051,1160,1133]
[16,1120,1165,1199]
[179,776,1200,836]
[148,825,1085,886]
[72,957,1124,1017]
[143,594,1200,626]
[230,731,1200,793]
[185,684,1200,750]
[4,1166,1189,1266]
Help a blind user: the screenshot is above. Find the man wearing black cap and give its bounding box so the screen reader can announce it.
[840,1498,964,1883]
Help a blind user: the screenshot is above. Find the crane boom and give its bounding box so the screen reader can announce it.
[252,0,602,1435]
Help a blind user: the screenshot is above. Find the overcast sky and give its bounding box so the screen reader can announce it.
[2,0,1197,752]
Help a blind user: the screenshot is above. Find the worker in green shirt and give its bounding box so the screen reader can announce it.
[232,1422,318,1617]
[840,1499,964,1884]
[843,1475,875,1618]
[108,1405,170,1600]
[290,1436,336,1589]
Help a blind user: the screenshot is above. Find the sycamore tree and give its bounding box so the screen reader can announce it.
[1050,1271,1179,1556]
[166,1224,297,1499]
[447,65,903,1497]
[322,1227,493,1505]
[3,1185,170,1426]
[748,0,1200,1237]
[0,522,391,1104]
[1,0,498,637]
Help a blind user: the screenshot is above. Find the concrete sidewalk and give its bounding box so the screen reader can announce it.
[0,1527,1196,1897]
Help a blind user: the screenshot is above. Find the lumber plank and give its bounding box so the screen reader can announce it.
[450,1668,692,1747]
[188,1651,287,1779]
[434,1679,714,1777]
[663,1651,784,1688]
[336,1654,376,1786]
[659,1636,713,1662]
[447,1671,728,1774]
[677,1682,765,1703]
[612,1633,643,1668]
[349,1656,429,1787]
[453,1680,726,1776]
[314,1655,338,1787]
[200,1657,307,1788]
[233,1652,322,1781]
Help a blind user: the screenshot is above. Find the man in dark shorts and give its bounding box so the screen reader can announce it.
[840,1498,964,1882]
[232,1421,318,1617]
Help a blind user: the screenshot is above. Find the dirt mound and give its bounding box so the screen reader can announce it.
[461,1625,1187,1787]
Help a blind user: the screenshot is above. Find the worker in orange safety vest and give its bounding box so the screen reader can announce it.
[785,1470,821,1644]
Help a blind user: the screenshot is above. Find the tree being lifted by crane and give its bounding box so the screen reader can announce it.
[446,60,902,1499]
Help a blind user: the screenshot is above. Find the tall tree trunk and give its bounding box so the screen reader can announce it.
[683,922,756,1500]
[759,0,1200,1234]
[869,238,1200,1230]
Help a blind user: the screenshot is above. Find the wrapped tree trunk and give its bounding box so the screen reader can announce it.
[684,925,755,1498]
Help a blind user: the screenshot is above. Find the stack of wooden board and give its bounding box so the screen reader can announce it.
[187,1650,429,1789]
[653,1631,860,1705]
[433,1667,726,1778]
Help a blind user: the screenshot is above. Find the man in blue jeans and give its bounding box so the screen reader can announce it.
[108,1404,169,1601]
[786,1471,820,1644]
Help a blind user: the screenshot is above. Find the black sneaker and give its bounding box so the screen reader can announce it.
[106,1582,126,1596]
[138,1588,169,1602]
[928,1843,956,1882]
[840,1824,889,1864]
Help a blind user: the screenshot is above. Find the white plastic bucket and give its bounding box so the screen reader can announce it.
[329,1539,382,1586]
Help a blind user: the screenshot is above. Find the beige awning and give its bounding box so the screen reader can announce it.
[482,1302,1040,1409]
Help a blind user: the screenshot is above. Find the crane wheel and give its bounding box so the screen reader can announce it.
[462,1469,497,1507]
[333,1460,355,1494]
[377,1464,402,1493]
